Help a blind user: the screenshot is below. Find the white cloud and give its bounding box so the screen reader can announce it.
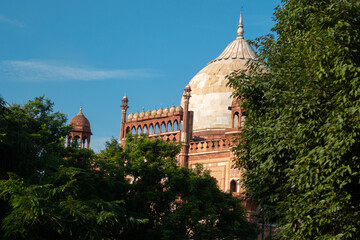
[0,60,161,82]
[0,15,24,28]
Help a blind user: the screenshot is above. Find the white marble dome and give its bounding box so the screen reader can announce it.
[181,13,255,132]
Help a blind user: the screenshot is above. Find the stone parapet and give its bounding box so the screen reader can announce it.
[148,131,181,142]
[189,138,230,154]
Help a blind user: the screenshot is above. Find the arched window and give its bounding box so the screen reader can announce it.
[240,115,246,127]
[137,125,142,134]
[233,112,239,128]
[131,126,136,135]
[230,180,237,193]
[143,125,148,134]
[149,124,154,134]
[173,120,178,131]
[161,122,166,133]
[167,121,172,132]
[155,123,160,134]
[73,136,80,148]
[126,127,130,134]
[82,136,87,148]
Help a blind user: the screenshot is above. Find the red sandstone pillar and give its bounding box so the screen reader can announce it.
[179,85,191,167]
[119,95,129,145]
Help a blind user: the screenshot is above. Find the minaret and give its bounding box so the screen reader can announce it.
[179,85,191,167]
[119,94,129,144]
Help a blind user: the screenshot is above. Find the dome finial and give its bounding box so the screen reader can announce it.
[80,105,83,113]
[237,11,244,39]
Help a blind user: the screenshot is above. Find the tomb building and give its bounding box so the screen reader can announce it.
[119,12,257,216]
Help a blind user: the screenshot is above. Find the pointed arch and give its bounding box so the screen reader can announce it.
[143,125,148,134]
[161,122,166,133]
[233,112,239,128]
[149,124,154,134]
[155,123,160,134]
[173,120,178,131]
[167,121,172,132]
[131,126,136,135]
[230,180,237,193]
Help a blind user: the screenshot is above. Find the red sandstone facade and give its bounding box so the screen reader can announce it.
[119,88,257,215]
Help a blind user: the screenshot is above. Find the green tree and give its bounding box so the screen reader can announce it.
[0,148,139,240]
[228,0,360,239]
[0,97,137,239]
[0,95,69,181]
[0,96,257,239]
[121,135,257,240]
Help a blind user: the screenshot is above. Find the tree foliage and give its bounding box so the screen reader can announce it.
[0,95,69,181]
[0,97,133,239]
[228,0,360,239]
[121,135,257,240]
[0,96,257,239]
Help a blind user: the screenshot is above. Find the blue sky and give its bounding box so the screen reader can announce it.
[0,0,280,152]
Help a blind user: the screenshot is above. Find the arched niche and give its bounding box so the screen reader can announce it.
[233,112,239,128]
[230,180,237,193]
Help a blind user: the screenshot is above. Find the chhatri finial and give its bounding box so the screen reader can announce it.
[80,105,83,113]
[237,11,244,39]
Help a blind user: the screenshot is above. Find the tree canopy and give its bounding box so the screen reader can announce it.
[228,0,360,239]
[0,96,257,239]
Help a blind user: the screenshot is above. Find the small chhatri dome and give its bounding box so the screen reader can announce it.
[157,107,163,115]
[176,105,183,112]
[145,110,151,117]
[151,108,157,116]
[164,106,170,114]
[133,111,139,119]
[128,112,134,119]
[139,109,145,117]
[69,106,92,134]
[170,105,176,113]
[68,106,92,149]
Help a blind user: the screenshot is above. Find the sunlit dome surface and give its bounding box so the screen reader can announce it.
[182,13,256,132]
